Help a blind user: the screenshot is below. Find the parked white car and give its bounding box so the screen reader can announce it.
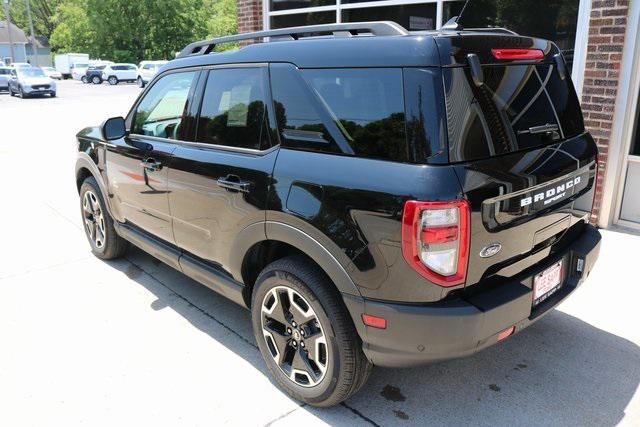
[71,63,90,81]
[136,60,167,88]
[102,63,138,85]
[41,66,62,80]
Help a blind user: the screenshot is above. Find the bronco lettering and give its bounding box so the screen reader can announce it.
[520,176,582,208]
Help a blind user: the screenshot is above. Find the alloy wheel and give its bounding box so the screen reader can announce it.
[92,76,101,84]
[82,190,106,249]
[261,286,328,387]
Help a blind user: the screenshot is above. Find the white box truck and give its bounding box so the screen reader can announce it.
[54,53,90,79]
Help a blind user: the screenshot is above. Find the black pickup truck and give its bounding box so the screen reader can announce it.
[75,21,601,407]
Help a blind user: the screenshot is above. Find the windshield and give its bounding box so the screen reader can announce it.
[18,68,46,78]
[74,64,89,69]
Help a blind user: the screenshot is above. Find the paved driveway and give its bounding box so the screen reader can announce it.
[1,81,639,426]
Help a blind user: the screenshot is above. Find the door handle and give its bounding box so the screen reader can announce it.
[140,158,162,172]
[217,175,251,193]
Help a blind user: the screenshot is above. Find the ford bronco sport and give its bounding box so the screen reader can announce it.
[75,21,601,407]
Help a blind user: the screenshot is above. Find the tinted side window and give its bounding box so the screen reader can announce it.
[304,68,408,162]
[270,63,342,155]
[403,68,446,162]
[195,67,269,150]
[133,71,197,140]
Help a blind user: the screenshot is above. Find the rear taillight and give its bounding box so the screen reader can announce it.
[491,48,544,60]
[401,200,470,287]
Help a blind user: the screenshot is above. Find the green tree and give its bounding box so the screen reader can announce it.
[9,0,60,40]
[49,0,95,55]
[48,0,239,61]
[204,0,238,50]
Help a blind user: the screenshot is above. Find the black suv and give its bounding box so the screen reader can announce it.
[75,22,601,407]
[84,65,107,85]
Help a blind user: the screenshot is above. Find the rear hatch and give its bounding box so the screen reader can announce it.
[435,33,597,288]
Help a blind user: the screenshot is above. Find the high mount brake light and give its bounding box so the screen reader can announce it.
[491,48,545,60]
[401,200,470,287]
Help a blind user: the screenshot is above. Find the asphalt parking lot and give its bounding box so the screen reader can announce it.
[1,80,640,426]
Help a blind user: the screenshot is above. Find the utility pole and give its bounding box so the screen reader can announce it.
[24,0,37,66]
[2,0,15,64]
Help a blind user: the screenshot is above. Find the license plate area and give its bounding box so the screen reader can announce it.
[533,260,563,306]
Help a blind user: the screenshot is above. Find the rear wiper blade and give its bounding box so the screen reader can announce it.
[517,124,559,135]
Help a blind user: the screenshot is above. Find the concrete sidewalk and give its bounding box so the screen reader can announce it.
[1,81,639,426]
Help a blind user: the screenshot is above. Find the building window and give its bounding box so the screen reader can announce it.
[451,0,580,70]
[271,11,336,29]
[265,0,582,71]
[342,4,437,31]
[270,0,335,12]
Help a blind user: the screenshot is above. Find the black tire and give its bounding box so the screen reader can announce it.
[19,86,26,98]
[251,256,372,407]
[81,76,88,84]
[9,86,14,96]
[137,77,145,88]
[108,76,118,85]
[79,176,128,260]
[92,75,102,84]
[50,92,56,98]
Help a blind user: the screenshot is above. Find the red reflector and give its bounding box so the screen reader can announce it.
[497,326,516,341]
[362,314,387,329]
[491,48,544,60]
[421,225,458,244]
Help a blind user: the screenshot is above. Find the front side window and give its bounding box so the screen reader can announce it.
[195,67,270,150]
[133,71,196,140]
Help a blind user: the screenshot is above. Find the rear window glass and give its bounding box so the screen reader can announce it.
[444,64,584,162]
[0,68,9,75]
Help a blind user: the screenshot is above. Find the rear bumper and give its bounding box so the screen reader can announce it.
[353,224,601,368]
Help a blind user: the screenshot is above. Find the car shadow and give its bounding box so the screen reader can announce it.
[107,246,640,426]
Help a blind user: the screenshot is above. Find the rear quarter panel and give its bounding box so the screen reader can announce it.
[267,148,464,303]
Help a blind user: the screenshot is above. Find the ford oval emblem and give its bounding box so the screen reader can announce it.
[480,243,502,258]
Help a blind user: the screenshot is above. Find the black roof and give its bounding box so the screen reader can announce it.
[168,35,442,70]
[163,21,557,72]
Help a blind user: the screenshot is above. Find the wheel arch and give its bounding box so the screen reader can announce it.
[75,154,115,218]
[231,221,363,308]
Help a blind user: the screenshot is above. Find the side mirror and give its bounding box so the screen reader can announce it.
[101,116,127,141]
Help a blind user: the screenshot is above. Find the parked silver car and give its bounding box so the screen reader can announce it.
[0,67,10,92]
[8,67,57,98]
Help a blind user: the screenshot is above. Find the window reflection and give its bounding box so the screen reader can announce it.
[196,68,269,150]
[303,68,408,162]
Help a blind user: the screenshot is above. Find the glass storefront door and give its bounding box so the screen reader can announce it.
[618,88,640,225]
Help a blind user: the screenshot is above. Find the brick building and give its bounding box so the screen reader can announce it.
[236,0,640,230]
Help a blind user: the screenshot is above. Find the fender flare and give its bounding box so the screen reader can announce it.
[228,221,363,298]
[75,153,115,218]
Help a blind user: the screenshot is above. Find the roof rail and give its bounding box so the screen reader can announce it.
[177,21,409,58]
